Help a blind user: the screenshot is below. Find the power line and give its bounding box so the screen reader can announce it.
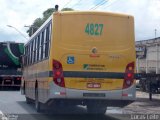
[89,0,105,10]
[93,0,109,10]
[70,0,82,8]
[90,0,109,10]
[62,0,73,9]
[104,0,119,8]
[62,0,118,11]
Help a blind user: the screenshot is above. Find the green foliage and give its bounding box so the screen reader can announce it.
[27,18,44,36]
[27,7,74,36]
[61,8,74,11]
[43,8,56,22]
[27,8,56,36]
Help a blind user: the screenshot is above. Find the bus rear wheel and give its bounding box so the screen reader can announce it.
[87,104,107,114]
[35,88,41,112]
[26,97,32,104]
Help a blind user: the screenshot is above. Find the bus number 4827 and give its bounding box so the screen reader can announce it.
[85,23,103,36]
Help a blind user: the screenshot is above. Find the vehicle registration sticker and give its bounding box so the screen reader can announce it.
[87,83,101,88]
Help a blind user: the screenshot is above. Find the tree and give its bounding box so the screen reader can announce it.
[61,8,74,11]
[43,8,56,21]
[27,8,56,36]
[27,8,73,36]
[27,18,43,36]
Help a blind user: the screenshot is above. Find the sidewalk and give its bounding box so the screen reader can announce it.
[123,91,160,114]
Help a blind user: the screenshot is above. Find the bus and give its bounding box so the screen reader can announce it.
[21,10,136,114]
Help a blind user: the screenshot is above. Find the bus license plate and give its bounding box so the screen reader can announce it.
[83,93,105,97]
[87,83,101,88]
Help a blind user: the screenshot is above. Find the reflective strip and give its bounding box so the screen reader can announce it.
[25,71,53,79]
[63,71,125,79]
[25,71,125,79]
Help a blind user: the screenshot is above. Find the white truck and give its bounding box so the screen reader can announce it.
[136,37,160,93]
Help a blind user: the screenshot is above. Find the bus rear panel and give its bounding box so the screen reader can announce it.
[49,11,136,107]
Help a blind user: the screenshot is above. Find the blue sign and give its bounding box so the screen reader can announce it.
[67,56,75,64]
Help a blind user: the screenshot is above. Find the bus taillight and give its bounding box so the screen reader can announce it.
[53,60,65,87]
[123,62,134,89]
[16,77,21,80]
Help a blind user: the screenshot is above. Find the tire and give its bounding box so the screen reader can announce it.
[35,88,41,112]
[139,80,146,92]
[87,104,107,114]
[145,84,149,92]
[140,85,146,92]
[21,86,25,95]
[21,83,25,95]
[25,97,32,104]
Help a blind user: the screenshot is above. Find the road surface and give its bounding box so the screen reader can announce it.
[1,90,160,120]
[0,90,120,120]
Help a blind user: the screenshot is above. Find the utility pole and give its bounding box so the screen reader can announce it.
[155,29,157,39]
[24,25,39,36]
[155,29,158,74]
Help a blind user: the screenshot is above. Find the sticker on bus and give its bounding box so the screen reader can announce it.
[87,83,101,88]
[83,64,106,70]
[67,56,75,64]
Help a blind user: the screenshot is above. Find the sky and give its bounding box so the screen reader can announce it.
[0,0,160,43]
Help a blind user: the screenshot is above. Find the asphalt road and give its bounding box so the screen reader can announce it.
[0,90,121,120]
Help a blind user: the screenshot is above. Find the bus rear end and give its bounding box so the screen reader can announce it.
[49,11,136,113]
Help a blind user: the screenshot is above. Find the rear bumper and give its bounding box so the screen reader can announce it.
[48,81,136,107]
[0,77,21,87]
[47,98,134,107]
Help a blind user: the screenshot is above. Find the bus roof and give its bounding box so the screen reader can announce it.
[56,11,133,18]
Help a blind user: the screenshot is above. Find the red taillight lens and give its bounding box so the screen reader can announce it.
[123,62,135,89]
[53,60,65,87]
[127,73,132,78]
[16,77,21,80]
[56,71,61,76]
